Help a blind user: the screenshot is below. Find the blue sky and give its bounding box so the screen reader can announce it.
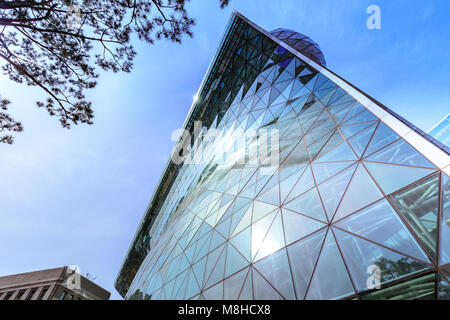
[0,0,449,300]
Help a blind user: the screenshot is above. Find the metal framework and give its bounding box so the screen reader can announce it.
[115,11,450,300]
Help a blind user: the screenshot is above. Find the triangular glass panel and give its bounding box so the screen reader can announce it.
[315,141,357,162]
[254,211,286,261]
[252,268,283,300]
[192,232,213,264]
[311,161,356,185]
[347,124,377,158]
[192,256,207,288]
[254,248,296,299]
[209,229,227,252]
[256,183,280,206]
[282,208,326,245]
[225,242,250,278]
[229,226,251,262]
[333,227,431,293]
[230,204,253,237]
[364,161,436,195]
[224,267,249,299]
[203,244,226,287]
[283,187,327,222]
[333,163,384,222]
[335,199,431,263]
[221,205,248,239]
[318,164,356,221]
[306,229,355,300]
[340,122,376,139]
[440,174,450,265]
[280,168,305,203]
[287,228,326,299]
[173,270,190,299]
[314,130,345,159]
[285,166,315,203]
[365,139,436,169]
[364,122,400,157]
[389,173,440,263]
[251,211,277,260]
[202,281,223,299]
[343,109,377,125]
[204,246,227,289]
[185,269,201,299]
[252,200,278,223]
[342,103,366,122]
[289,80,310,100]
[438,272,450,300]
[238,268,254,300]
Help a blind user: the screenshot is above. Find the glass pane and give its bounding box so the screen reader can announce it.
[224,267,249,299]
[333,227,430,293]
[254,212,286,261]
[279,168,305,203]
[306,229,355,300]
[282,208,326,245]
[287,228,327,299]
[347,124,377,158]
[441,174,450,265]
[365,139,436,168]
[256,183,280,206]
[315,141,357,162]
[238,268,253,300]
[283,187,327,222]
[285,166,315,203]
[252,268,283,300]
[192,256,207,288]
[203,244,226,288]
[340,122,375,139]
[335,199,430,262]
[438,272,450,300]
[360,273,436,300]
[364,161,436,195]
[389,173,439,262]
[318,164,356,220]
[229,226,251,261]
[342,103,366,122]
[315,130,344,158]
[225,243,249,278]
[204,246,226,289]
[202,281,223,300]
[365,122,400,156]
[311,161,356,185]
[252,200,278,224]
[185,270,201,299]
[333,164,383,222]
[254,248,296,299]
[343,109,377,125]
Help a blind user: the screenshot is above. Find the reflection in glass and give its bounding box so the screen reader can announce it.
[438,272,450,300]
[390,173,439,262]
[333,227,430,293]
[335,199,430,262]
[366,139,436,168]
[360,273,435,300]
[287,228,326,299]
[441,174,450,265]
[306,229,355,300]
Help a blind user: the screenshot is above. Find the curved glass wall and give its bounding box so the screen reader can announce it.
[117,12,450,300]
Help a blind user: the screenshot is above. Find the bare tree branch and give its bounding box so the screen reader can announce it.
[0,0,230,143]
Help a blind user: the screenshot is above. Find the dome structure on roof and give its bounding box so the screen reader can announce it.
[271,28,326,67]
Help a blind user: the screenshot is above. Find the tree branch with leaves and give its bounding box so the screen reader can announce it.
[0,0,229,143]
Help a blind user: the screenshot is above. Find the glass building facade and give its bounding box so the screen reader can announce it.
[115,12,450,300]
